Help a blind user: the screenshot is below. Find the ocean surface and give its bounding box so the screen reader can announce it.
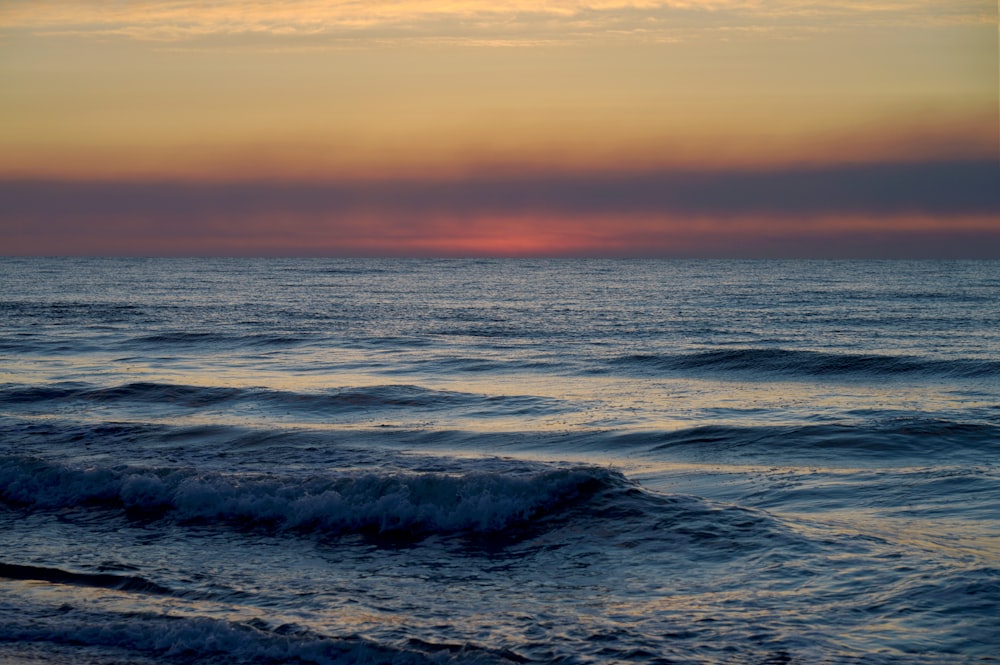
[1,258,998,664]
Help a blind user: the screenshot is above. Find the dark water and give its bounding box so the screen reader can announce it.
[1,258,998,664]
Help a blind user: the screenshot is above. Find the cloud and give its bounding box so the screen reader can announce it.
[2,1,988,44]
[1,159,997,257]
[3,159,996,219]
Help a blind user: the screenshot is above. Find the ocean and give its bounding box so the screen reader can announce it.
[1,258,997,664]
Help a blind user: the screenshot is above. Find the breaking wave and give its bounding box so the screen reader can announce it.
[0,455,800,558]
[0,458,619,538]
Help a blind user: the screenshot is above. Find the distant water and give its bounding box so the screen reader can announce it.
[1,258,998,665]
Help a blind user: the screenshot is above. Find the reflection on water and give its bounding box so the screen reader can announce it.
[1,258,998,663]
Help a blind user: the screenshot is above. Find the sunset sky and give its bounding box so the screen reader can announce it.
[1,0,997,257]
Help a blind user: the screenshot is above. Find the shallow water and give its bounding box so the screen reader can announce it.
[1,258,998,664]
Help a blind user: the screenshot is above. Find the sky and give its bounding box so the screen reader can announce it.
[1,0,998,257]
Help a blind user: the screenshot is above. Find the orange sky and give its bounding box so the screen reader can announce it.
[1,1,997,256]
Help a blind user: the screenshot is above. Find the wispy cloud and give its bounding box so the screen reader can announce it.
[2,1,988,45]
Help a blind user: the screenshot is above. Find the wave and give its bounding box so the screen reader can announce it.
[632,418,1000,461]
[0,328,315,355]
[398,356,568,375]
[0,382,243,410]
[126,331,315,349]
[0,300,145,324]
[0,336,103,355]
[612,348,1000,379]
[0,607,521,664]
[0,381,568,417]
[429,325,527,339]
[0,562,174,597]
[0,455,802,559]
[0,458,619,539]
[0,455,811,567]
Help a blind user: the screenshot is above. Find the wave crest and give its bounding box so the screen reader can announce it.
[0,381,568,417]
[0,458,621,538]
[614,348,1000,379]
[0,607,519,665]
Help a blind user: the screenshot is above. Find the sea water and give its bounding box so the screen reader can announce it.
[1,258,997,664]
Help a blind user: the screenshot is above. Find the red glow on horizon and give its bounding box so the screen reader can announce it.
[3,209,998,259]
